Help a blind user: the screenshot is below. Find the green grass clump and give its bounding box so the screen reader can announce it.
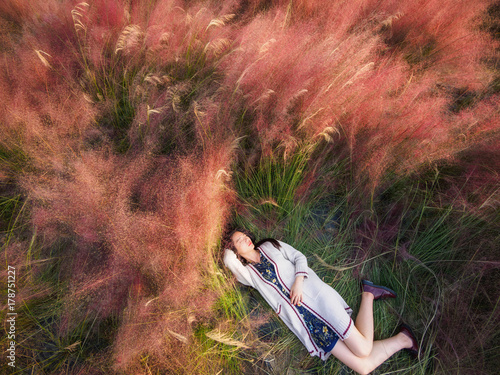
[234,149,311,224]
[218,149,499,374]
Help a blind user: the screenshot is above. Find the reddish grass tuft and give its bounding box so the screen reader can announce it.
[220,0,497,189]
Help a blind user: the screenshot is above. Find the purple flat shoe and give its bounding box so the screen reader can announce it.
[361,280,397,300]
[398,323,419,359]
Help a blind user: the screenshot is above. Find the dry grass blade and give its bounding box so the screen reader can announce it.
[313,252,393,271]
[206,14,235,30]
[341,62,375,88]
[215,169,232,181]
[298,108,324,130]
[313,254,352,272]
[71,2,89,33]
[251,89,276,107]
[64,341,81,352]
[144,74,171,86]
[317,126,339,143]
[115,25,144,54]
[34,50,52,68]
[381,12,404,28]
[205,329,250,349]
[167,329,188,344]
[258,198,280,207]
[193,101,205,119]
[204,38,231,57]
[147,105,161,116]
[259,39,276,54]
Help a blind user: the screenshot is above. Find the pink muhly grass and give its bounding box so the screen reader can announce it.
[103,151,234,371]
[24,144,235,371]
[0,0,61,27]
[0,0,82,77]
[81,0,132,69]
[126,80,194,153]
[112,295,194,373]
[221,1,497,189]
[221,11,370,155]
[26,152,117,247]
[76,0,233,81]
[2,0,498,372]
[0,46,96,190]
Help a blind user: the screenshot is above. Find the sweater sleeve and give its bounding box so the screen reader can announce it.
[278,241,309,279]
[223,249,255,287]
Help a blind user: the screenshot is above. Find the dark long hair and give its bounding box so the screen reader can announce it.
[255,238,281,250]
[223,228,281,265]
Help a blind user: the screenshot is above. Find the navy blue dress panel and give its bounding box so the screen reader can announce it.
[253,252,339,352]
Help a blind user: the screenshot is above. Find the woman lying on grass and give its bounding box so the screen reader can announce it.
[223,229,419,375]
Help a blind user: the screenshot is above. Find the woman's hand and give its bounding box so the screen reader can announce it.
[290,276,304,306]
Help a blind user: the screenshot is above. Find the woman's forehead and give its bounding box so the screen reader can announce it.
[231,231,245,240]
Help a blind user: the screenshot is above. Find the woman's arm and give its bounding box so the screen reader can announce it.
[278,241,309,279]
[223,249,255,287]
[278,241,309,305]
[290,275,304,305]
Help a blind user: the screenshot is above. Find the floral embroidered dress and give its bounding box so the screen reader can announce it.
[253,251,339,352]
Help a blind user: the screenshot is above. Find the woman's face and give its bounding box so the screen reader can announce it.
[231,231,254,256]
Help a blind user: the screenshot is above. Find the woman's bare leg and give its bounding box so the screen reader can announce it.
[355,292,375,342]
[330,333,413,375]
[342,292,375,357]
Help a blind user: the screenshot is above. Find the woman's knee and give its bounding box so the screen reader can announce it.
[352,344,372,358]
[330,342,374,374]
[344,332,372,358]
